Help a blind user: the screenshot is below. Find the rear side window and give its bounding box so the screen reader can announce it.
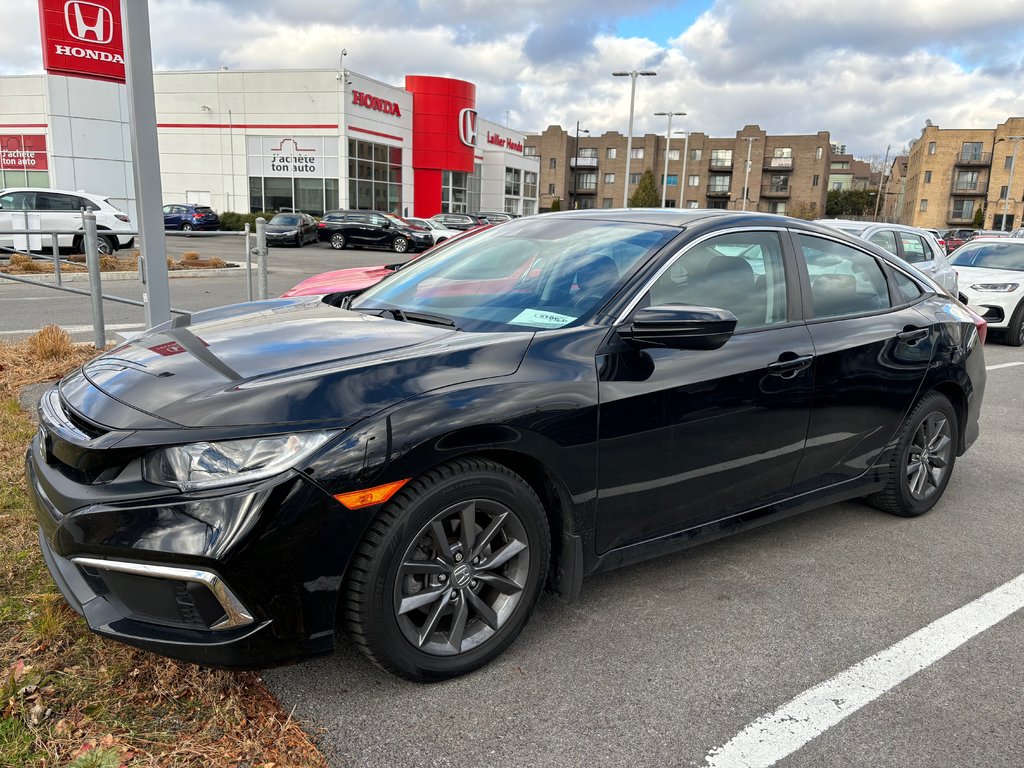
[798,234,892,319]
[898,233,930,264]
[36,192,81,211]
[893,271,924,303]
[0,191,33,210]
[867,230,897,254]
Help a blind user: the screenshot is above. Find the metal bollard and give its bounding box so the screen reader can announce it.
[255,216,268,300]
[244,222,253,302]
[51,237,62,287]
[82,210,106,349]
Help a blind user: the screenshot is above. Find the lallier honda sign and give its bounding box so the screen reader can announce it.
[38,0,126,83]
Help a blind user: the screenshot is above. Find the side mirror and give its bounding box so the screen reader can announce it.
[381,219,392,229]
[618,305,737,350]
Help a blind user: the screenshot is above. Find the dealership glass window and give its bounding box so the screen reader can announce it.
[629,173,641,184]
[522,200,537,215]
[523,171,538,199]
[661,174,678,186]
[578,147,598,159]
[442,166,481,213]
[690,148,702,162]
[630,147,644,159]
[667,149,680,161]
[505,168,522,196]
[346,139,402,213]
[0,170,49,188]
[505,197,521,215]
[247,136,341,216]
[606,148,617,159]
[688,174,699,187]
[710,149,733,166]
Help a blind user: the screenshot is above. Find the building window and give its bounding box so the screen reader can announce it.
[629,172,641,184]
[549,157,557,169]
[522,200,537,215]
[919,199,928,212]
[524,146,538,156]
[665,199,677,208]
[710,149,733,166]
[602,198,613,208]
[954,170,979,191]
[688,174,699,187]
[812,174,820,186]
[505,198,521,215]
[547,183,555,194]
[630,147,644,159]
[441,167,480,213]
[924,170,932,183]
[961,142,984,161]
[928,142,936,155]
[1000,185,1008,200]
[815,147,823,160]
[768,201,786,215]
[603,173,614,183]
[505,167,522,196]
[523,171,538,199]
[1006,155,1015,170]
[668,149,680,161]
[690,148,702,161]
[952,199,974,219]
[576,172,597,191]
[708,174,730,193]
[661,174,678,186]
[248,135,342,215]
[687,200,699,209]
[578,147,598,158]
[606,147,617,159]
[707,200,728,209]
[773,147,792,158]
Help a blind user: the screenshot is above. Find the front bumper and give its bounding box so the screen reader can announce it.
[958,288,1023,329]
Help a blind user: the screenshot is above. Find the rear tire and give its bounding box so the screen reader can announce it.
[866,392,957,517]
[96,235,116,255]
[342,458,550,681]
[181,222,194,231]
[330,233,346,250]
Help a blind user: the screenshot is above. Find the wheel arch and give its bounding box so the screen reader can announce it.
[930,379,969,455]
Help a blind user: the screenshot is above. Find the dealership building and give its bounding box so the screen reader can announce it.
[0,64,540,220]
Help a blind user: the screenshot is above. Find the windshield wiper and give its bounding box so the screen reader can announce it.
[353,305,459,329]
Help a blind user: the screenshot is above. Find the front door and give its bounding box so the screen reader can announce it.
[596,230,814,553]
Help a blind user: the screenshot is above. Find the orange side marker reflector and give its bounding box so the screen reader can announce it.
[334,479,409,510]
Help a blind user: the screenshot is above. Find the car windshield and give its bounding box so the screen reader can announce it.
[950,242,1024,271]
[819,220,867,236]
[385,214,418,228]
[352,217,677,332]
[270,214,300,226]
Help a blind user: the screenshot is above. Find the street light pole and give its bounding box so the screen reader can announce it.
[678,129,690,208]
[998,136,1024,230]
[741,136,757,211]
[613,69,657,207]
[655,111,686,207]
[572,121,589,209]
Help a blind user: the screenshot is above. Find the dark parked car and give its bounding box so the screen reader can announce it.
[162,204,220,231]
[430,212,490,231]
[29,210,986,682]
[265,212,318,247]
[317,210,432,253]
[943,228,976,253]
[473,211,514,223]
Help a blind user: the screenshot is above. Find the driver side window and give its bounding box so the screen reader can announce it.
[644,232,789,330]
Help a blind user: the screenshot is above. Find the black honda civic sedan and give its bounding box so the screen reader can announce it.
[28,210,986,681]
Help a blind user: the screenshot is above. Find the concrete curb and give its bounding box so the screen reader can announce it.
[1,266,250,283]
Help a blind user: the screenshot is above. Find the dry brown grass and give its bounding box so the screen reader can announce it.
[25,326,76,361]
[0,340,328,768]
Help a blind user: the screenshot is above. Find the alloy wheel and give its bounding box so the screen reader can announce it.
[905,412,953,501]
[393,498,530,656]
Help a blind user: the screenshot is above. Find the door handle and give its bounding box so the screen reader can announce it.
[897,327,928,343]
[767,354,813,374]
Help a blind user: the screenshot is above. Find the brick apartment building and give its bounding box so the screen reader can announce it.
[900,117,1024,231]
[525,125,833,216]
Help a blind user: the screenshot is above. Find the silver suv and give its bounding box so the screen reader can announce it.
[0,188,135,255]
[814,219,958,295]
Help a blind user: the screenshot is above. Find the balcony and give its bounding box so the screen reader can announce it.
[760,183,791,198]
[950,180,988,196]
[947,208,976,224]
[764,157,793,170]
[706,186,731,197]
[954,152,992,167]
[570,156,599,169]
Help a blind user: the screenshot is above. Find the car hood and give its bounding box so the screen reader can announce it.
[955,266,1024,286]
[280,266,397,297]
[266,223,300,232]
[62,299,533,430]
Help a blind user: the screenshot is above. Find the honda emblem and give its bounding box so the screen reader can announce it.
[64,0,113,45]
[458,108,478,148]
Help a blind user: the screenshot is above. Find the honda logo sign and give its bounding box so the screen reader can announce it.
[38,0,125,83]
[65,1,113,44]
[458,108,478,148]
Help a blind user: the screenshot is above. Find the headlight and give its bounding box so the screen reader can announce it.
[143,431,337,491]
[969,283,1020,292]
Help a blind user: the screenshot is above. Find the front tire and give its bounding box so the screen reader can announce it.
[866,392,957,517]
[1005,301,1024,347]
[330,233,346,250]
[342,458,550,681]
[392,236,409,254]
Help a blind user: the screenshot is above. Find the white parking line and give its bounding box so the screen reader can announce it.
[704,573,1024,768]
[986,361,1024,371]
[0,323,145,336]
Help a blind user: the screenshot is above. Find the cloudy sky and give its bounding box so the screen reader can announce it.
[4,0,1024,157]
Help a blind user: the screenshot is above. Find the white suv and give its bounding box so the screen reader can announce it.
[0,188,135,255]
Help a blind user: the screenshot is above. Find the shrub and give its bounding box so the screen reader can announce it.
[27,325,75,360]
[549,198,561,212]
[629,169,660,208]
[218,211,277,231]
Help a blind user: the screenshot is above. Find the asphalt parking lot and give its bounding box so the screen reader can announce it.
[261,345,1023,768]
[4,236,1022,766]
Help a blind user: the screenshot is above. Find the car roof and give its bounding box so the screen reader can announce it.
[0,187,106,198]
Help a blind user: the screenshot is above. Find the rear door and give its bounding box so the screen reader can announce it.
[36,191,82,248]
[790,231,935,489]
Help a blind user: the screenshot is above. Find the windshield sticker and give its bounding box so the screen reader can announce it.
[509,308,576,328]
